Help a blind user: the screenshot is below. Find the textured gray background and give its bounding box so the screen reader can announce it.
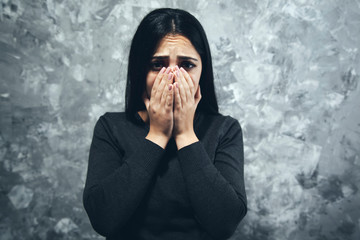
[1,0,360,239]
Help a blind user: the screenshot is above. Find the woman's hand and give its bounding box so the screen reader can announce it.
[173,66,202,150]
[143,67,174,149]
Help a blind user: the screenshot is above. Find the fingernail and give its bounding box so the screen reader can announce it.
[160,67,166,73]
[168,73,173,80]
[166,67,171,74]
[175,65,179,70]
[180,67,185,72]
[169,84,172,90]
[176,70,179,77]
[175,83,179,88]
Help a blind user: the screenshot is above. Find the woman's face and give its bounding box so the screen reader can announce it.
[145,34,202,98]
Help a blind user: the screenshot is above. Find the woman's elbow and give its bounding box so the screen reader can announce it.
[223,199,248,239]
[209,200,248,240]
[82,187,120,237]
[238,198,247,222]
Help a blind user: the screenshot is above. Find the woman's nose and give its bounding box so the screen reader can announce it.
[168,64,178,72]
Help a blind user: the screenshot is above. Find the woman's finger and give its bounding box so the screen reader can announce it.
[151,67,166,97]
[155,67,172,101]
[142,91,150,111]
[175,67,188,102]
[173,67,183,101]
[174,82,182,109]
[165,84,174,111]
[194,84,202,105]
[178,67,192,101]
[161,73,173,105]
[180,67,195,91]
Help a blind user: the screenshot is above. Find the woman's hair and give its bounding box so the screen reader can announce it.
[125,8,219,122]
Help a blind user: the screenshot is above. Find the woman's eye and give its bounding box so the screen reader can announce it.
[181,61,196,70]
[150,61,164,71]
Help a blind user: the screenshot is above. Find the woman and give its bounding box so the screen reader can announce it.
[83,8,247,240]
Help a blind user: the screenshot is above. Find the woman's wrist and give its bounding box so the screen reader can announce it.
[146,130,170,149]
[175,131,199,150]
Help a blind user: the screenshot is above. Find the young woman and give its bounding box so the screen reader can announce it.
[83,8,247,240]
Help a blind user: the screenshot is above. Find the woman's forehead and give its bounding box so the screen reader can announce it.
[153,34,199,58]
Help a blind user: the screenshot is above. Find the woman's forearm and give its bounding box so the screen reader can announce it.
[177,140,247,239]
[175,130,199,150]
[83,127,164,237]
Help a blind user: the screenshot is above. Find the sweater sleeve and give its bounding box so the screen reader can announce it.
[82,115,165,237]
[177,117,247,240]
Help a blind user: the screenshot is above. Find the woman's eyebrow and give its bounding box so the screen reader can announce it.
[151,56,168,60]
[151,55,198,61]
[178,56,198,61]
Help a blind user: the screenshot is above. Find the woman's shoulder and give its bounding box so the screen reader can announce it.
[94,112,130,129]
[199,111,241,127]
[100,111,127,121]
[197,111,243,137]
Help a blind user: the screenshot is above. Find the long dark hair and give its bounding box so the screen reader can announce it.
[125,8,219,123]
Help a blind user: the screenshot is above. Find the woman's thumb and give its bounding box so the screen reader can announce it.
[195,85,201,103]
[142,92,150,110]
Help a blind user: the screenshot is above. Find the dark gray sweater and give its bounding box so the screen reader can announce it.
[83,111,247,240]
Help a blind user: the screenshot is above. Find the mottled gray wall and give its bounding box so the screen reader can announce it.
[1,0,359,239]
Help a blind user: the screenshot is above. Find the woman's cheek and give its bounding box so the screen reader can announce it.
[190,73,200,88]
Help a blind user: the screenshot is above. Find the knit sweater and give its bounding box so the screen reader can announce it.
[82,111,247,240]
